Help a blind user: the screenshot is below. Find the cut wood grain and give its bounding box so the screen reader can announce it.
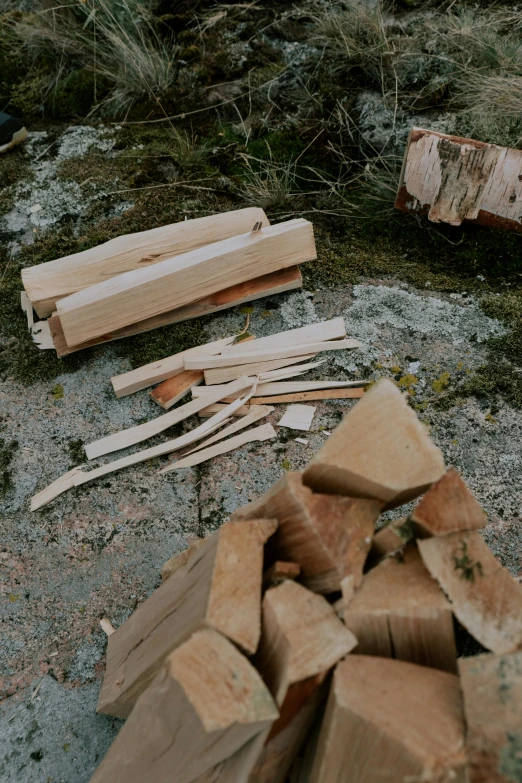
[159,423,277,473]
[57,219,316,347]
[303,377,445,508]
[185,339,360,370]
[150,369,204,408]
[411,467,487,535]
[366,517,414,566]
[91,629,278,783]
[309,656,466,783]
[30,467,84,511]
[459,650,522,783]
[160,538,207,581]
[23,207,270,318]
[203,354,317,385]
[343,544,457,672]
[111,334,236,398]
[277,404,316,432]
[184,406,273,455]
[85,375,254,459]
[245,581,357,783]
[418,531,522,654]
[192,379,367,402]
[232,472,381,594]
[396,127,522,232]
[49,266,302,356]
[263,561,301,588]
[252,388,366,404]
[97,518,277,718]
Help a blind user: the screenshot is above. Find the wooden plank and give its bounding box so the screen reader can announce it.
[232,472,382,594]
[183,406,273,455]
[85,375,255,459]
[263,561,301,589]
[220,317,346,359]
[192,379,368,402]
[159,423,277,474]
[343,544,457,673]
[418,531,522,655]
[185,339,360,370]
[57,219,316,347]
[150,369,204,408]
[91,629,279,783]
[30,467,83,511]
[111,335,236,398]
[459,650,522,783]
[203,354,317,385]
[396,126,522,232]
[97,518,277,718]
[23,207,270,318]
[277,404,316,432]
[252,388,366,404]
[48,266,302,356]
[198,403,251,418]
[160,537,207,581]
[259,359,325,382]
[309,656,466,783]
[303,378,445,508]
[411,467,487,536]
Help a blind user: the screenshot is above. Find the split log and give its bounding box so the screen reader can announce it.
[231,472,381,594]
[23,207,269,318]
[303,377,445,507]
[459,650,522,783]
[48,266,302,356]
[343,544,457,672]
[57,219,316,347]
[418,531,522,654]
[411,468,487,535]
[97,518,277,718]
[90,629,279,783]
[308,656,467,783]
[396,126,522,232]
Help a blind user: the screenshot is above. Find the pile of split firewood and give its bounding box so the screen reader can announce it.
[20,208,315,354]
[31,317,367,510]
[89,378,522,783]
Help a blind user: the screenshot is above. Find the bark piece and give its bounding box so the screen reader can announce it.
[411,468,487,535]
[459,650,522,783]
[97,518,277,718]
[232,472,381,594]
[49,266,302,356]
[418,531,522,654]
[57,219,316,347]
[344,544,457,672]
[396,126,522,232]
[303,377,445,507]
[90,629,278,783]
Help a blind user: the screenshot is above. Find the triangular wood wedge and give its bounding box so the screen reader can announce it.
[343,544,457,673]
[418,531,522,654]
[90,629,279,783]
[303,377,445,507]
[459,650,522,783]
[411,468,487,535]
[97,518,277,718]
[231,472,382,594]
[30,467,84,511]
[308,656,466,783]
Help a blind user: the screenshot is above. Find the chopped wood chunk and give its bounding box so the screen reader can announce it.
[309,656,466,783]
[91,629,279,783]
[418,531,522,655]
[57,219,316,347]
[411,468,487,536]
[366,516,414,566]
[344,544,457,673]
[160,538,207,581]
[232,472,381,594]
[97,518,277,718]
[150,369,204,409]
[263,561,301,589]
[278,404,316,432]
[459,650,522,783]
[303,378,445,508]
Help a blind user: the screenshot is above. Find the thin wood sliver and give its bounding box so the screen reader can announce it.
[203,354,318,386]
[30,467,84,511]
[252,388,366,404]
[184,406,274,455]
[184,339,361,370]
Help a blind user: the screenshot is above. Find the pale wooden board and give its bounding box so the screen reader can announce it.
[193,379,368,403]
[57,219,316,347]
[219,317,346,359]
[185,339,360,370]
[111,335,235,398]
[31,467,84,511]
[203,354,317,386]
[22,207,269,318]
[277,404,316,432]
[184,406,274,455]
[396,127,522,232]
[252,388,366,404]
[85,376,256,459]
[160,423,277,473]
[48,266,302,357]
[150,370,204,409]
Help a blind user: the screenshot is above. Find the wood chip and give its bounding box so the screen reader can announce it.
[411,467,487,535]
[31,467,84,511]
[183,406,273,455]
[277,405,316,432]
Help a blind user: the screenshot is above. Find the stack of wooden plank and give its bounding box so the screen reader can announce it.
[89,378,522,783]
[21,208,317,355]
